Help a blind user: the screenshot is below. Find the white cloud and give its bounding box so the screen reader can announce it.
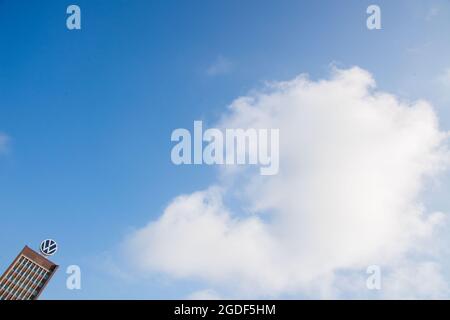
[122,67,450,298]
[0,133,9,154]
[439,68,450,87]
[206,56,233,76]
[382,262,449,299]
[187,289,222,300]
[426,6,440,21]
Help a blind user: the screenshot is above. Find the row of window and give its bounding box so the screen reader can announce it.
[0,255,50,300]
[10,267,49,286]
[0,287,37,300]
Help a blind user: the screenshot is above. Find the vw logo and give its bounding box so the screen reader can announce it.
[40,239,58,256]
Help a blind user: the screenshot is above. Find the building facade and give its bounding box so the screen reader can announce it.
[0,246,58,300]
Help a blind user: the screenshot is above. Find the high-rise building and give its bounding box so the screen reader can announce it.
[0,246,58,300]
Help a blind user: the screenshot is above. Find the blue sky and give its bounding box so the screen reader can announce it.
[1,0,450,299]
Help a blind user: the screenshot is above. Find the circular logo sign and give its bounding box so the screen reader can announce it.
[40,239,58,256]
